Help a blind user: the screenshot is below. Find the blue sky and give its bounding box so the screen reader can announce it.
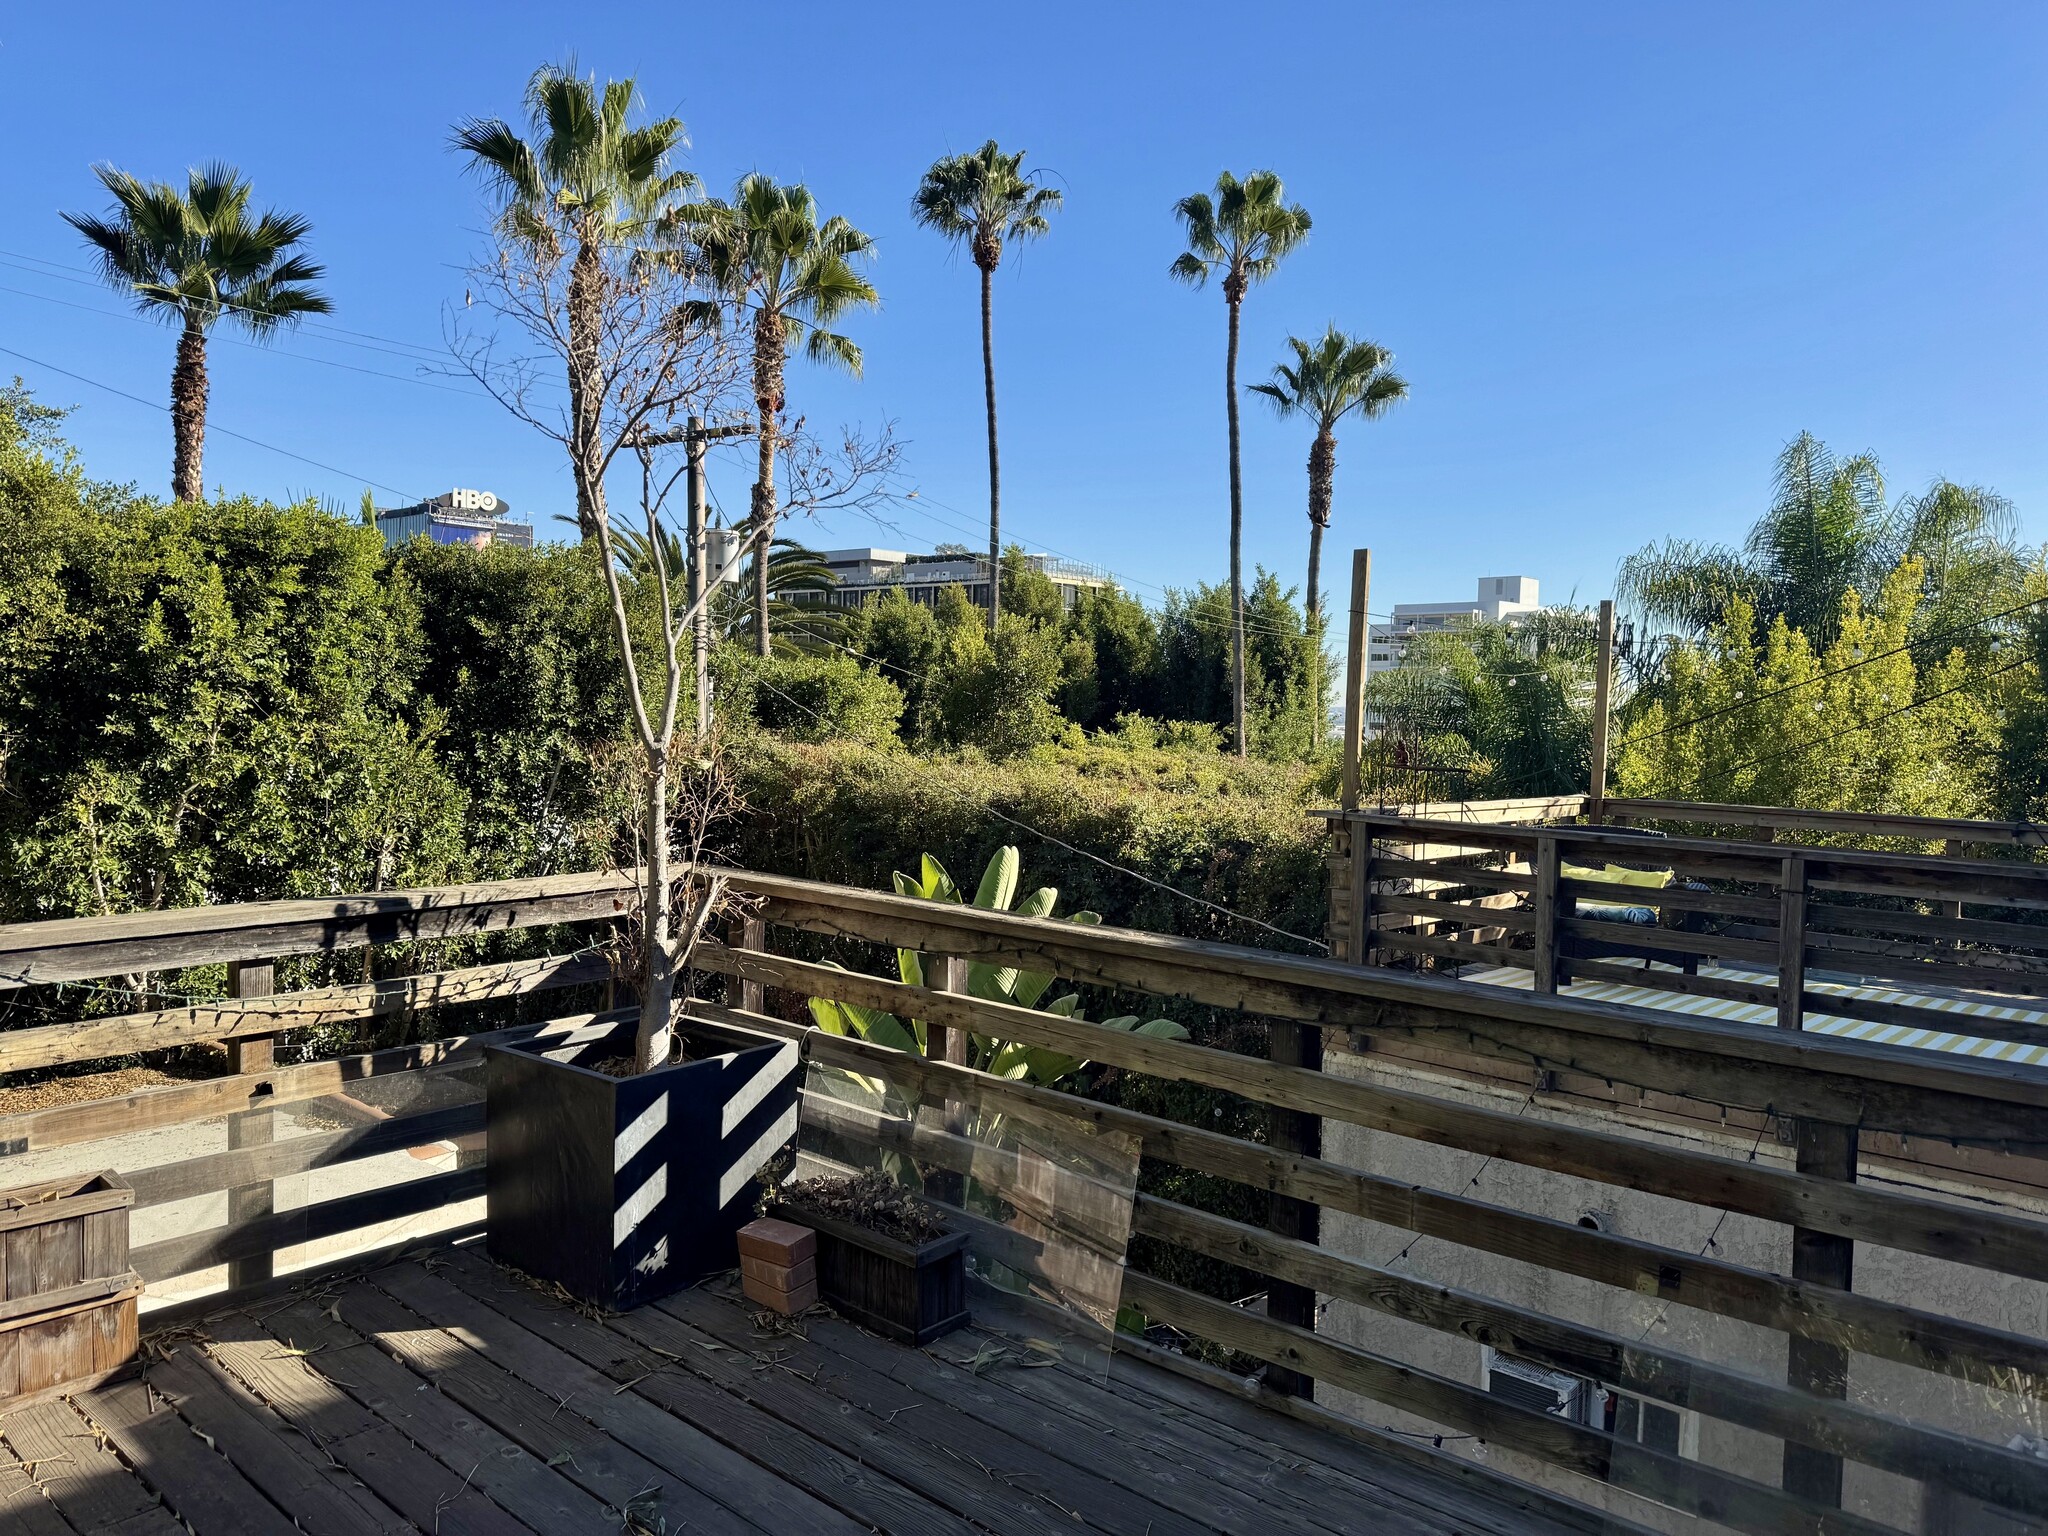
[3,3,2044,617]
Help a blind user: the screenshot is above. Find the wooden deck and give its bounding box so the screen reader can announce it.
[0,1241,1610,1536]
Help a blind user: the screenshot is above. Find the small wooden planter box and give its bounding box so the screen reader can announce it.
[771,1203,969,1346]
[0,1171,141,1406]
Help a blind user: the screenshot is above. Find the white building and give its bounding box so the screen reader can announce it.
[791,548,1114,612]
[1367,575,1544,680]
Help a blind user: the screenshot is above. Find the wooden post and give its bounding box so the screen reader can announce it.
[730,916,765,1013]
[926,956,968,1207]
[1286,548,1358,1400]
[1588,599,1615,824]
[1347,822,1375,966]
[1339,549,1372,813]
[1777,855,1807,1032]
[224,959,275,1291]
[1783,1118,1858,1506]
[1532,833,1561,994]
[1942,837,1964,930]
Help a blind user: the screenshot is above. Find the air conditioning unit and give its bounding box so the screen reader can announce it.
[1482,1348,1590,1423]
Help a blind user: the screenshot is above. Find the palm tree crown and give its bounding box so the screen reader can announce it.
[911,141,1062,274]
[1170,170,1312,302]
[452,62,696,257]
[1619,432,2021,651]
[911,141,1062,634]
[65,162,329,501]
[453,63,699,540]
[685,174,878,374]
[1251,325,1406,440]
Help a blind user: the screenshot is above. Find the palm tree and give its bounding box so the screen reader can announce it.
[64,164,330,502]
[682,176,878,656]
[453,62,696,539]
[1171,171,1311,757]
[1249,325,1408,626]
[1619,432,2023,652]
[911,142,1063,631]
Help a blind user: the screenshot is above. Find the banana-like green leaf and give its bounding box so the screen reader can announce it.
[1011,968,1058,1009]
[1044,993,1085,1018]
[1015,886,1059,920]
[858,1010,920,1055]
[807,996,853,1035]
[966,959,1014,1004]
[1069,910,1103,926]
[924,853,959,902]
[890,870,921,899]
[897,948,925,988]
[974,846,1021,911]
[1099,1015,1191,1041]
[1020,1046,1085,1082]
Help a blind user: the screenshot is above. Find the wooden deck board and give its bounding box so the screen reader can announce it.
[0,1430,85,1536]
[368,1259,863,1536]
[24,1236,1638,1534]
[433,1246,971,1536]
[668,1278,1245,1536]
[141,1348,412,1536]
[0,1398,167,1532]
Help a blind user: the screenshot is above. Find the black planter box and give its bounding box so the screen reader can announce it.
[486,1018,799,1310]
[771,1201,969,1345]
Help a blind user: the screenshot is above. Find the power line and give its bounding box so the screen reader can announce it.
[741,670,1328,952]
[1710,652,2029,783]
[0,248,455,365]
[0,343,423,500]
[0,281,492,399]
[1611,592,2048,755]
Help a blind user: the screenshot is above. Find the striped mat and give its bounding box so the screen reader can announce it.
[1461,964,2048,1069]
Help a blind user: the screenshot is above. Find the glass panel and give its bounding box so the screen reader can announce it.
[791,1059,1141,1377]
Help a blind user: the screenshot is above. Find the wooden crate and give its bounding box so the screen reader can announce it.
[0,1170,141,1406]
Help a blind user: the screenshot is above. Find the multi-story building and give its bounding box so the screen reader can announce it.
[792,548,1114,612]
[1366,575,1544,681]
[374,489,534,551]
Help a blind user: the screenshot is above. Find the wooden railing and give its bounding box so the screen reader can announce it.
[1330,810,2048,1041]
[8,866,2048,1531]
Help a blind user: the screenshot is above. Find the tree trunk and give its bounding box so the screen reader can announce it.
[633,751,673,1074]
[1306,428,1336,751]
[567,239,605,540]
[980,261,1001,632]
[170,321,208,503]
[1224,288,1247,758]
[1306,427,1336,622]
[751,311,785,658]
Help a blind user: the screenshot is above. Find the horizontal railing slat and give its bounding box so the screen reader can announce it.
[691,940,2048,1277]
[0,953,606,1073]
[693,997,2048,1394]
[1121,1272,1893,1536]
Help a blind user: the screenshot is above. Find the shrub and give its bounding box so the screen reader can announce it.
[715,647,905,747]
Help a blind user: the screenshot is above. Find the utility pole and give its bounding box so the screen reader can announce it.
[1340,548,1372,812]
[686,418,711,744]
[630,417,755,745]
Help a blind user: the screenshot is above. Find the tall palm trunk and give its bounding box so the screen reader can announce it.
[1306,427,1336,622]
[170,320,208,503]
[751,310,786,658]
[1223,280,1247,758]
[1306,426,1337,750]
[566,238,605,539]
[979,260,1001,631]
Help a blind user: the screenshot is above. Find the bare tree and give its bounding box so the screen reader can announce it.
[452,63,750,1072]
